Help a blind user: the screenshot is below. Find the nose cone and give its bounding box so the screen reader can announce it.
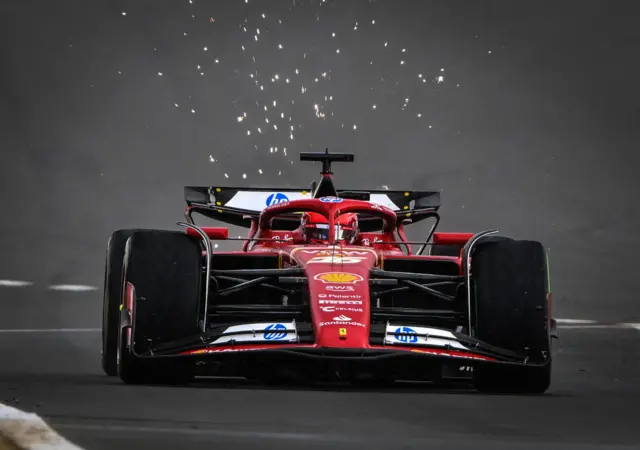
[292,247,377,348]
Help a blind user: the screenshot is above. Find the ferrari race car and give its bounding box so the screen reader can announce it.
[101,150,555,393]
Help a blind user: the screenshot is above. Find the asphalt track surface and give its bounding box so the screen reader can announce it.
[1,1,640,449]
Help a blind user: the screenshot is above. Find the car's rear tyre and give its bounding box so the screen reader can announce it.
[117,230,203,385]
[470,237,551,394]
[102,229,140,376]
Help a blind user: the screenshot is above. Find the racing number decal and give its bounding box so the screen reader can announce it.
[307,255,365,264]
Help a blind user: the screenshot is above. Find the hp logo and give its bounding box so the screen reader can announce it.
[394,326,418,344]
[264,323,287,340]
[266,192,289,206]
[319,196,343,203]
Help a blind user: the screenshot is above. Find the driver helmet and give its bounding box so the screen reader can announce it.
[300,212,359,244]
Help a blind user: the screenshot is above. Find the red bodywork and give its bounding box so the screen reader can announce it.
[178,197,492,361]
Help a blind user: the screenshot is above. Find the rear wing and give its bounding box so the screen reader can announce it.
[184,186,441,229]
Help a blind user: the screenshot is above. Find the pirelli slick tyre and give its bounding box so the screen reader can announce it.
[102,229,141,376]
[470,237,552,394]
[117,230,202,385]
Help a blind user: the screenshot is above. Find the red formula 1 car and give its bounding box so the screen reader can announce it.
[101,151,556,393]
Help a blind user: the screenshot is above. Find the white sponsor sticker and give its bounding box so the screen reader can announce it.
[212,322,297,344]
[319,321,366,328]
[308,256,366,264]
[318,294,363,300]
[225,191,311,210]
[384,324,467,350]
[332,315,352,321]
[319,299,363,305]
[320,306,363,313]
[325,285,355,292]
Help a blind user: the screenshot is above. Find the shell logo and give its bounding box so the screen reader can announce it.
[314,272,363,284]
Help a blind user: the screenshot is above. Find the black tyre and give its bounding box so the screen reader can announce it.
[470,237,551,394]
[117,230,203,385]
[102,229,139,376]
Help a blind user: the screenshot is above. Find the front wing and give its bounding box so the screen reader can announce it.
[124,321,549,383]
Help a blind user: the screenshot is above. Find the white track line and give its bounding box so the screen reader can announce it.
[0,328,100,333]
[622,323,640,331]
[0,402,85,449]
[555,318,598,324]
[48,284,98,292]
[557,324,630,330]
[0,280,33,287]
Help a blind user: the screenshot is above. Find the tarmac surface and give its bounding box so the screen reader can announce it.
[1,1,640,449]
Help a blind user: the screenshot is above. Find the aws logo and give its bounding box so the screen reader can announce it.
[326,285,354,291]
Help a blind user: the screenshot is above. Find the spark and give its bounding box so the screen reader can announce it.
[203,46,208,51]
[157,72,163,76]
[121,12,127,16]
